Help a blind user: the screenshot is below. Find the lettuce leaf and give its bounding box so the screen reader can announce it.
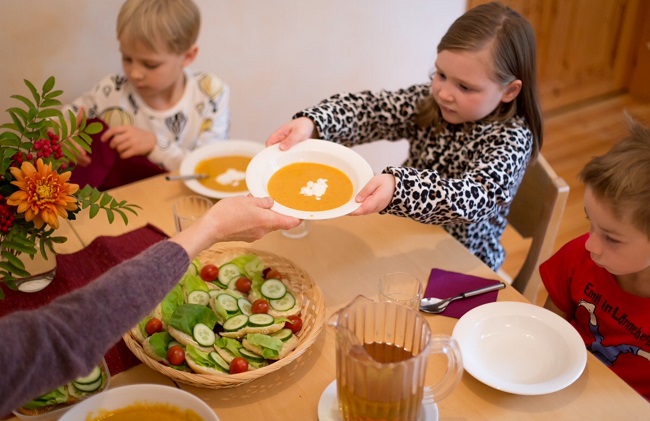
[215,336,243,357]
[22,386,68,409]
[169,303,218,336]
[161,284,185,324]
[182,272,209,294]
[148,332,174,359]
[246,333,283,359]
[186,344,226,372]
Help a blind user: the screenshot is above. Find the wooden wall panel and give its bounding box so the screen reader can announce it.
[466,0,645,112]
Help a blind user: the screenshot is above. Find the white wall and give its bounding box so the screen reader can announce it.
[0,1,464,168]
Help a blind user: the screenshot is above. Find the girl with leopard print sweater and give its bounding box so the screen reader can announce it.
[266,2,542,271]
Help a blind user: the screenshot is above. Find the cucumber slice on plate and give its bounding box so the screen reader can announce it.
[223,314,249,331]
[193,323,216,347]
[248,313,275,327]
[209,351,231,372]
[238,297,252,315]
[187,290,210,306]
[72,376,103,393]
[73,365,102,385]
[218,263,241,285]
[260,279,286,299]
[271,328,294,342]
[270,292,296,311]
[240,348,265,362]
[216,293,240,314]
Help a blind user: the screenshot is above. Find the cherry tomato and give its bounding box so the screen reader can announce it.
[200,264,219,282]
[229,357,249,374]
[251,299,270,314]
[167,345,185,366]
[235,276,252,293]
[264,269,282,280]
[145,318,163,336]
[285,315,303,334]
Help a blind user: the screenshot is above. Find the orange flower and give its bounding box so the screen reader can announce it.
[6,159,79,229]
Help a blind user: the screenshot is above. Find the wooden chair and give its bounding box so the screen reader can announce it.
[507,154,570,303]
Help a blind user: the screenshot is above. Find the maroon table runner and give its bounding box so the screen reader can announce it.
[0,224,169,376]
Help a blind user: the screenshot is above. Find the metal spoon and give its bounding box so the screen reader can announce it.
[165,174,208,181]
[419,282,506,314]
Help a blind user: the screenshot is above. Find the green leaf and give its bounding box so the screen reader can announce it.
[0,251,26,269]
[105,208,115,224]
[85,121,104,135]
[42,76,55,94]
[24,79,39,103]
[37,108,62,119]
[89,203,100,218]
[114,209,129,225]
[9,94,36,110]
[99,193,112,207]
[0,240,36,254]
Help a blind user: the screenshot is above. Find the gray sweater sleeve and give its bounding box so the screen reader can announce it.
[0,239,190,415]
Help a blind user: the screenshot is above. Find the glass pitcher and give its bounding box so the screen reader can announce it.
[329,295,463,421]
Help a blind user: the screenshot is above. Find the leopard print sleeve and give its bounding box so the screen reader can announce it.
[294,84,429,147]
[382,119,532,225]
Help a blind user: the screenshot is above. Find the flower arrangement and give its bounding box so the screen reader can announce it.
[0,77,140,298]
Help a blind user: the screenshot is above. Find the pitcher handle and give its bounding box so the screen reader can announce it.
[423,334,463,405]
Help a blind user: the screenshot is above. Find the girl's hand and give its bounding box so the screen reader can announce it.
[348,174,396,216]
[101,125,156,159]
[266,117,317,150]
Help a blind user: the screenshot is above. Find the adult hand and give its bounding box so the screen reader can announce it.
[172,196,301,258]
[348,174,396,216]
[101,125,156,159]
[266,117,317,150]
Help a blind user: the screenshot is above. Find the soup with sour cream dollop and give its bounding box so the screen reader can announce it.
[267,162,353,211]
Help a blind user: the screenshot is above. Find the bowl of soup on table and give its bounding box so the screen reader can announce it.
[179,140,264,199]
[246,139,374,219]
[59,384,219,421]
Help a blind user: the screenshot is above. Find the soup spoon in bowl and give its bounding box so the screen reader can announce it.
[165,173,208,181]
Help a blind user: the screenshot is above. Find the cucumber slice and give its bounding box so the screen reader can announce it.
[270,292,296,311]
[187,290,210,306]
[240,348,265,362]
[73,376,103,393]
[223,314,249,331]
[237,298,252,315]
[216,294,239,314]
[209,351,230,372]
[248,313,274,327]
[193,323,216,347]
[74,365,102,385]
[271,328,294,342]
[218,263,241,285]
[260,279,286,299]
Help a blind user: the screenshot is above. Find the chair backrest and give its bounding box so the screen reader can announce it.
[508,154,570,303]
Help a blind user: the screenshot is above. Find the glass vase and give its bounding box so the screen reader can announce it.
[13,248,57,293]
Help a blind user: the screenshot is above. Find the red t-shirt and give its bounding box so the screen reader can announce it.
[540,234,650,401]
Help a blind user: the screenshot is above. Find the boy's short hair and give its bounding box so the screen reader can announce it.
[580,114,650,238]
[117,0,200,54]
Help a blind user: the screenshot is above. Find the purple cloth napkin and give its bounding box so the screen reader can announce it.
[424,268,503,319]
[69,118,166,191]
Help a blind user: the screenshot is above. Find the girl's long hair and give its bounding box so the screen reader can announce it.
[416,2,543,157]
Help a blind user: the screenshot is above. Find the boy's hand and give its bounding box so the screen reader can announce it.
[101,125,156,158]
[266,117,317,151]
[348,174,396,216]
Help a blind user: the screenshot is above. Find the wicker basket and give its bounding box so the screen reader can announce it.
[123,245,326,388]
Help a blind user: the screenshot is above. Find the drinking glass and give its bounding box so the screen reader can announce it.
[172,195,213,232]
[378,272,423,311]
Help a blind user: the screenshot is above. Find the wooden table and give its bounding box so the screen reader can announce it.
[37,175,650,419]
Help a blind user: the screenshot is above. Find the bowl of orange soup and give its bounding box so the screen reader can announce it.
[246,139,374,219]
[179,140,265,199]
[59,384,219,421]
